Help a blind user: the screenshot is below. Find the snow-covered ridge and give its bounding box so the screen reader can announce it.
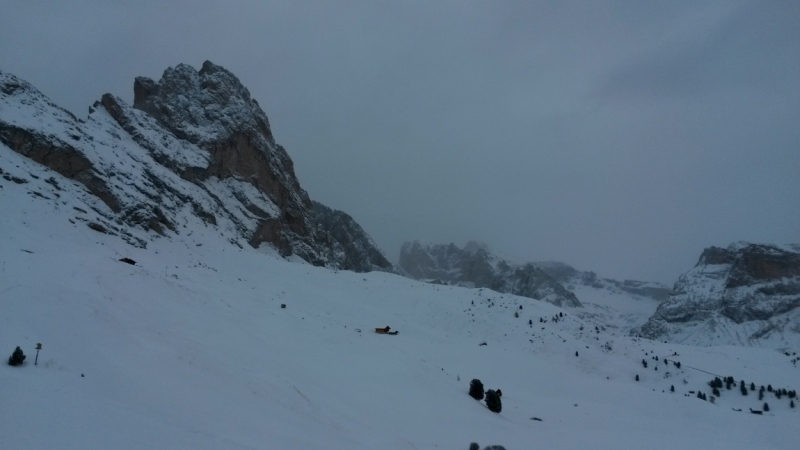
[0,63,392,272]
[636,242,800,347]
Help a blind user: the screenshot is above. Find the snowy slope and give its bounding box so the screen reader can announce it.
[2,144,798,450]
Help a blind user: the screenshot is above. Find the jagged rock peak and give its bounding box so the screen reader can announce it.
[0,65,393,273]
[636,242,800,347]
[133,61,273,146]
[399,240,582,308]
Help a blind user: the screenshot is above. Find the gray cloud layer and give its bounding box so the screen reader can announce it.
[2,0,798,283]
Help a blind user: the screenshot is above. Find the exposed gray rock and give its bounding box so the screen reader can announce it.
[636,242,800,346]
[399,241,582,307]
[309,201,393,273]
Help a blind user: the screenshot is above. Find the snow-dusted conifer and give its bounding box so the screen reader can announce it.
[469,379,485,400]
[7,346,25,366]
[485,389,502,413]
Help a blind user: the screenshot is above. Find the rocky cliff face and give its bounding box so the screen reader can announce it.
[399,241,582,307]
[0,62,392,272]
[636,242,800,347]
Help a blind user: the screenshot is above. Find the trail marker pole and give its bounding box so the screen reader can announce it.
[34,343,42,365]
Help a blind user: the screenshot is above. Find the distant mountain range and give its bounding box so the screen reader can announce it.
[398,240,669,309]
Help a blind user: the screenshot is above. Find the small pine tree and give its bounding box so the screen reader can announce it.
[529,319,532,325]
[675,362,681,369]
[485,389,502,413]
[635,374,639,381]
[514,311,519,318]
[791,400,795,409]
[768,384,772,392]
[469,379,485,400]
[575,351,579,357]
[7,346,26,366]
[713,387,721,397]
[470,443,480,450]
[750,382,755,391]
[763,402,769,412]
[670,385,675,392]
[642,359,648,368]
[759,390,764,400]
[741,383,748,396]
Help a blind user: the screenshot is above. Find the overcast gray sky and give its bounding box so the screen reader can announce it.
[2,0,799,284]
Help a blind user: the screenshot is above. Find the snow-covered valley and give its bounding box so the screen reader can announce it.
[2,142,798,449]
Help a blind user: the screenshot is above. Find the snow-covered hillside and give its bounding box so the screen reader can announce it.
[2,143,798,449]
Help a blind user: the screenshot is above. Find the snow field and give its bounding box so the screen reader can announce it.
[1,144,798,449]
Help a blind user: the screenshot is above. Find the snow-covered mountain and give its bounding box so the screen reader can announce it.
[2,140,798,449]
[399,241,582,308]
[0,62,392,272]
[636,242,800,348]
[2,63,798,449]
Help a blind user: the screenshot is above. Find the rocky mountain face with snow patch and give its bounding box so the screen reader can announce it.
[399,241,582,307]
[636,242,800,346]
[0,62,392,272]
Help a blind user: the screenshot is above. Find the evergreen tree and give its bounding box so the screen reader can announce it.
[485,389,502,413]
[470,443,480,450]
[759,390,764,400]
[635,374,639,381]
[750,382,755,391]
[670,385,675,392]
[741,382,748,396]
[768,384,772,392]
[469,379,485,400]
[763,403,769,412]
[713,387,721,397]
[642,359,648,368]
[791,400,795,409]
[7,346,25,366]
[575,351,579,357]
[675,362,681,369]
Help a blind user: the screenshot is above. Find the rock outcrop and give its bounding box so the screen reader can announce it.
[0,63,392,272]
[399,241,582,307]
[636,242,800,346]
